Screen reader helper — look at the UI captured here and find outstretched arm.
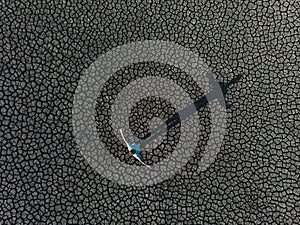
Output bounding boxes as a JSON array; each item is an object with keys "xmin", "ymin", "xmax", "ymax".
[
  {"xmin": 133, "ymin": 155, "xmax": 152, "ymax": 169},
  {"xmin": 119, "ymin": 128, "xmax": 129, "ymax": 146}
]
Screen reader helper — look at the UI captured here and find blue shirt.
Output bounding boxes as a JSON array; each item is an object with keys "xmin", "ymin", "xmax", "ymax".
[{"xmin": 128, "ymin": 143, "xmax": 141, "ymax": 158}]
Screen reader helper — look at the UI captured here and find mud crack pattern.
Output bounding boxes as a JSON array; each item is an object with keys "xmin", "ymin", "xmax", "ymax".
[{"xmin": 1, "ymin": 0, "xmax": 299, "ymax": 224}]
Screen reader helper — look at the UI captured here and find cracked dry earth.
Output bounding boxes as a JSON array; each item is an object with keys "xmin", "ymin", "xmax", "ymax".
[{"xmin": 1, "ymin": 1, "xmax": 299, "ymax": 224}]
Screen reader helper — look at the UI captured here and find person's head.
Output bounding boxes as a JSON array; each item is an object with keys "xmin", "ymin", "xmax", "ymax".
[{"xmin": 128, "ymin": 149, "xmax": 135, "ymax": 156}]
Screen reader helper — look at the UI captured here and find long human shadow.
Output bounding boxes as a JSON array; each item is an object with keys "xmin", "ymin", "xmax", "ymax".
[{"xmin": 133, "ymin": 73, "xmax": 243, "ymax": 148}]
